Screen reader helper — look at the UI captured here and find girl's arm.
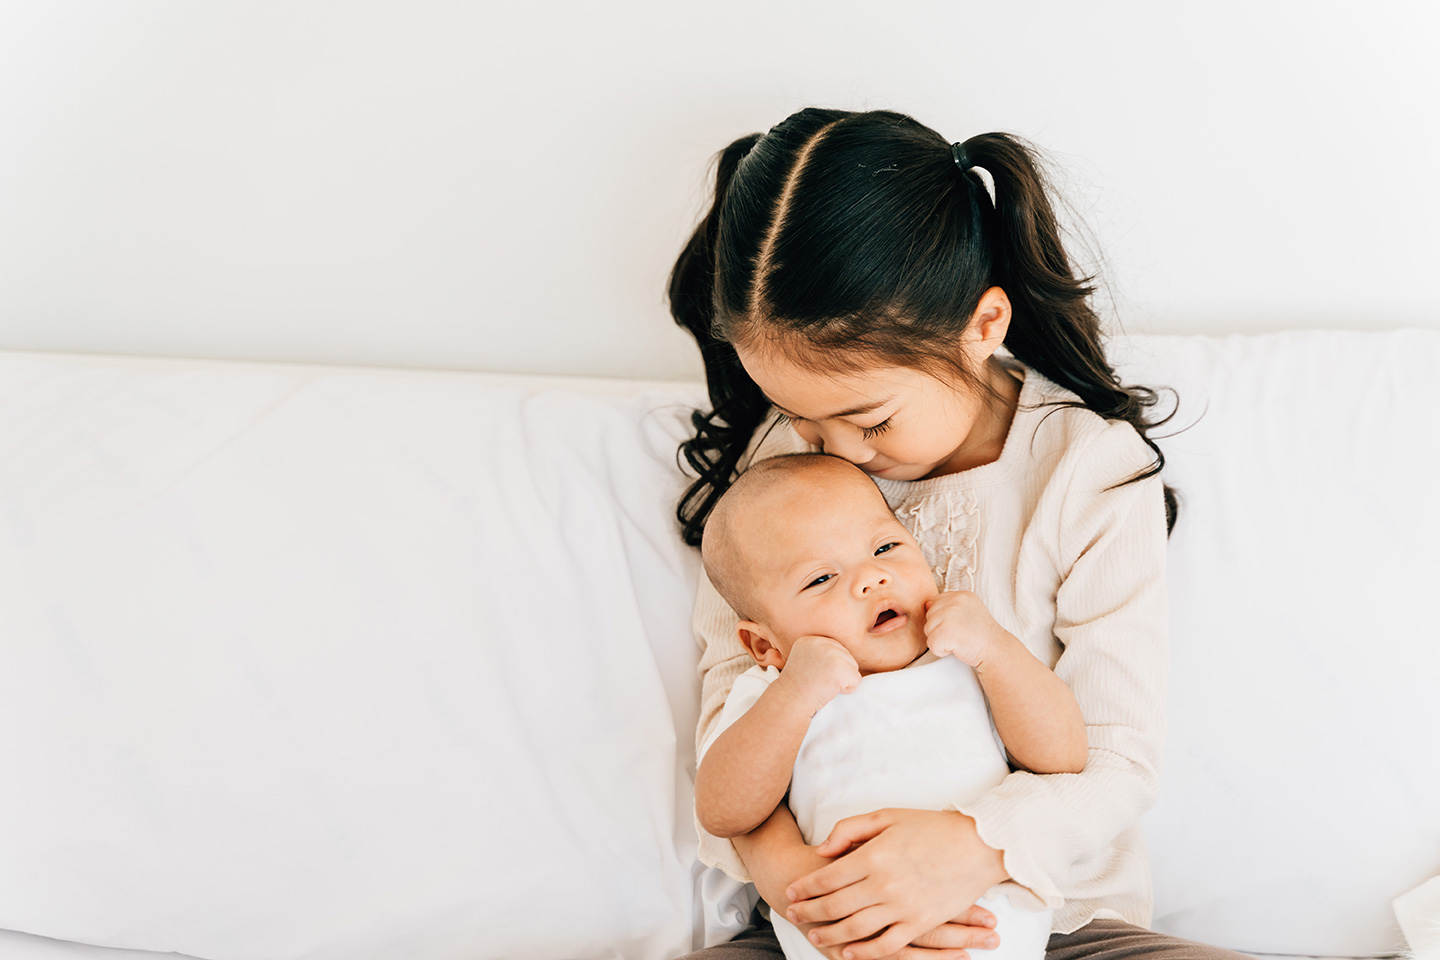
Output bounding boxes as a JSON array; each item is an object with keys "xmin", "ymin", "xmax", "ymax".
[
  {"xmin": 695, "ymin": 636, "xmax": 860, "ymax": 838},
  {"xmin": 925, "ymin": 591, "xmax": 1087, "ymax": 774},
  {"xmin": 945, "ymin": 424, "xmax": 1170, "ymax": 905},
  {"xmin": 733, "ymin": 804, "xmax": 832, "ymax": 923}
]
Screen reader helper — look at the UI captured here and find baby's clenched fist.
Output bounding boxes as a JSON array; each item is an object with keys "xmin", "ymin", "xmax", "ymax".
[
  {"xmin": 779, "ymin": 635, "xmax": 861, "ymax": 716},
  {"xmin": 923, "ymin": 590, "xmax": 1009, "ymax": 668}
]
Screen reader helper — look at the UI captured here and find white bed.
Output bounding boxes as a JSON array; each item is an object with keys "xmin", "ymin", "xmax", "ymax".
[{"xmin": 1, "ymin": 333, "xmax": 1437, "ymax": 960}]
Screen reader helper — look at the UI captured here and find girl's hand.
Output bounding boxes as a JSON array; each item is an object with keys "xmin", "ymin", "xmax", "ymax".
[
  {"xmin": 923, "ymin": 592, "xmax": 1010, "ymax": 669},
  {"xmin": 804, "ymin": 905, "xmax": 998, "ymax": 960},
  {"xmin": 737, "ymin": 805, "xmax": 986, "ymax": 960},
  {"xmin": 783, "ymin": 808, "xmax": 1008, "ymax": 960},
  {"xmin": 900, "ymin": 905, "xmax": 1001, "ymax": 960}
]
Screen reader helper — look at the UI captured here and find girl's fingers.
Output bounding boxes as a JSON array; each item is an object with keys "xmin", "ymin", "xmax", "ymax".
[
  {"xmin": 837, "ymin": 921, "xmax": 921, "ymax": 960},
  {"xmin": 948, "ymin": 905, "xmax": 996, "ymax": 929},
  {"xmin": 911, "ymin": 922, "xmax": 1000, "ymax": 951},
  {"xmin": 815, "ymin": 810, "xmax": 893, "ymax": 858},
  {"xmin": 786, "ymin": 880, "xmax": 879, "ymax": 925},
  {"xmin": 786, "ymin": 851, "xmax": 869, "ymax": 903},
  {"xmin": 894, "ymin": 950, "xmax": 969, "ymax": 960},
  {"xmin": 806, "ymin": 905, "xmax": 898, "ymax": 949}
]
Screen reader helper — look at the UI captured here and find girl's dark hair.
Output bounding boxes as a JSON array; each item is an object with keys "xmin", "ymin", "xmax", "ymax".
[{"xmin": 668, "ymin": 108, "xmax": 1177, "ymax": 547}]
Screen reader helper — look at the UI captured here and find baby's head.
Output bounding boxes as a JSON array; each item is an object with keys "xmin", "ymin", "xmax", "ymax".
[{"xmin": 702, "ymin": 454, "xmax": 938, "ymax": 675}]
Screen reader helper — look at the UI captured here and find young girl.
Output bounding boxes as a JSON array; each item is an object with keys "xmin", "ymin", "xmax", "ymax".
[{"xmin": 668, "ymin": 108, "xmax": 1246, "ymax": 960}]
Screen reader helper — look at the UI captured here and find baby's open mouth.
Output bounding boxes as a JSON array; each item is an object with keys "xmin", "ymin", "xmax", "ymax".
[{"xmin": 872, "ymin": 608, "xmax": 900, "ymax": 629}]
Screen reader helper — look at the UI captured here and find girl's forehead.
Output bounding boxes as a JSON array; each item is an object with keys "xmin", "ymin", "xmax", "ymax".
[{"xmin": 738, "ymin": 345, "xmax": 934, "ymax": 419}]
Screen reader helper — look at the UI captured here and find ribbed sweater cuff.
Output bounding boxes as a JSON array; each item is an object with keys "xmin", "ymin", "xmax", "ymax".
[{"xmin": 953, "ymin": 792, "xmax": 1064, "ymax": 911}]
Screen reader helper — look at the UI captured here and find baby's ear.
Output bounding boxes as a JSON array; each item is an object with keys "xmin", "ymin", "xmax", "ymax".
[{"xmin": 738, "ymin": 621, "xmax": 786, "ymax": 669}]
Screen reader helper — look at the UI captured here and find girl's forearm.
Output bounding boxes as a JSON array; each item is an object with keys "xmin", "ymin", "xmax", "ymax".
[
  {"xmin": 732, "ymin": 802, "xmax": 831, "ymax": 916},
  {"xmin": 975, "ymin": 636, "xmax": 1088, "ymax": 774}
]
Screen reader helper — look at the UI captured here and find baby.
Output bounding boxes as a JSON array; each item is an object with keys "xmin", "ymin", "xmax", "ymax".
[{"xmin": 694, "ymin": 453, "xmax": 1088, "ymax": 960}]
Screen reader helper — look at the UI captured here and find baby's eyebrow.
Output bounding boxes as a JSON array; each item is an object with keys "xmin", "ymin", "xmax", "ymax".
[
  {"xmin": 782, "ymin": 557, "xmax": 830, "ymax": 588},
  {"xmin": 783, "ymin": 559, "xmax": 819, "ymax": 581},
  {"xmin": 769, "ymin": 395, "xmax": 893, "ymax": 422}
]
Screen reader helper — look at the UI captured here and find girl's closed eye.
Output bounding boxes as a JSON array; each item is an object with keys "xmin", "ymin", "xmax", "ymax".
[{"xmin": 773, "ymin": 410, "xmax": 888, "ymax": 439}]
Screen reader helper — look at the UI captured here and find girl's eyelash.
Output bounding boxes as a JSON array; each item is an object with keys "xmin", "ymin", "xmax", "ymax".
[
  {"xmin": 875, "ymin": 542, "xmax": 899, "ymax": 555},
  {"xmin": 804, "ymin": 574, "xmax": 832, "ymax": 589},
  {"xmin": 861, "ymin": 418, "xmax": 892, "ymax": 440},
  {"xmin": 774, "ymin": 410, "xmax": 891, "ymax": 440}
]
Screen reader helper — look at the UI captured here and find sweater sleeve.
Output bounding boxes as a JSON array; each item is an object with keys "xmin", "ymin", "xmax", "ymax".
[
  {"xmin": 691, "ymin": 414, "xmax": 812, "ymax": 883},
  {"xmin": 692, "ymin": 566, "xmax": 759, "ymax": 881},
  {"xmin": 951, "ymin": 422, "xmax": 1169, "ymax": 909}
]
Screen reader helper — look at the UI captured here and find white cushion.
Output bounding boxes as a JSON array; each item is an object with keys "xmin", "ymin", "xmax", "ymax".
[
  {"xmin": 1116, "ymin": 331, "xmax": 1440, "ymax": 957},
  {"xmin": 2, "ymin": 332, "xmax": 1437, "ymax": 960},
  {"xmin": 0, "ymin": 353, "xmax": 710, "ymax": 960}
]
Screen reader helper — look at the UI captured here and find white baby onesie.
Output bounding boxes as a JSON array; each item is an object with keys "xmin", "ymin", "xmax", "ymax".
[{"xmin": 706, "ymin": 655, "xmax": 1053, "ymax": 960}]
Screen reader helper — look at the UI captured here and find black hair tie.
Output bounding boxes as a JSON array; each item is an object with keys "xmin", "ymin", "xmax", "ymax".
[{"xmin": 951, "ymin": 142, "xmax": 972, "ymax": 172}]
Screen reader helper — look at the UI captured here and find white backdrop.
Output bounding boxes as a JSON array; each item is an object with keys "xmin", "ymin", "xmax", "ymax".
[{"xmin": 2, "ymin": 0, "xmax": 1438, "ymax": 380}]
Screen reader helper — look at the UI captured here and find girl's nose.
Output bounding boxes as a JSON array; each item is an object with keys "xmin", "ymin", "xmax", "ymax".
[{"xmin": 820, "ymin": 427, "xmax": 869, "ymax": 464}]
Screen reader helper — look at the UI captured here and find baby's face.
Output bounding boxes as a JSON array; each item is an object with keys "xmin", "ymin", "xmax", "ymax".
[{"xmin": 736, "ymin": 464, "xmax": 937, "ymax": 675}]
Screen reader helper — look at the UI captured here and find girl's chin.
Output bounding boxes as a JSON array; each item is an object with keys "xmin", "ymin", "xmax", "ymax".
[{"xmin": 866, "ymin": 463, "xmax": 928, "ymax": 481}]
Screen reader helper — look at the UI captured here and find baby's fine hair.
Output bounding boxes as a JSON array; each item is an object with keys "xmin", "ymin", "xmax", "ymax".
[
  {"xmin": 668, "ymin": 108, "xmax": 1176, "ymax": 547},
  {"xmin": 701, "ymin": 453, "xmax": 868, "ymax": 621}
]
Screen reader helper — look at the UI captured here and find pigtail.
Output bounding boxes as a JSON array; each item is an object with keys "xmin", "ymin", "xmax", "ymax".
[
  {"xmin": 669, "ymin": 133, "xmax": 771, "ymax": 547},
  {"xmin": 961, "ymin": 133, "xmax": 1179, "ymax": 531}
]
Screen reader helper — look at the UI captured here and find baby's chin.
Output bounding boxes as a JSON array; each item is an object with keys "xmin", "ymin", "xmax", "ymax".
[{"xmin": 854, "ymin": 637, "xmax": 931, "ymax": 676}]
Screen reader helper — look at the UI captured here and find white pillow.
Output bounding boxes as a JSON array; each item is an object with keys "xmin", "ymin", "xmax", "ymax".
[
  {"xmin": 1117, "ymin": 331, "xmax": 1440, "ymax": 957},
  {"xmin": 0, "ymin": 353, "xmax": 710, "ymax": 960},
  {"xmin": 5, "ymin": 331, "xmax": 1437, "ymax": 960}
]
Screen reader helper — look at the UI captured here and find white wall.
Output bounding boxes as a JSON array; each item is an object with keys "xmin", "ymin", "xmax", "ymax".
[{"xmin": 2, "ymin": 1, "xmax": 1437, "ymax": 380}]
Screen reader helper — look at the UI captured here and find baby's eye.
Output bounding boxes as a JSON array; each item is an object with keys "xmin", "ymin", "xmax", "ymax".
[
  {"xmin": 804, "ymin": 573, "xmax": 833, "ymax": 589},
  {"xmin": 875, "ymin": 542, "xmax": 900, "ymax": 555}
]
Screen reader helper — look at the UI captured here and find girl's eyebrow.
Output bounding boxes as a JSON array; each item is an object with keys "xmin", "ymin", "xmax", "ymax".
[{"xmin": 769, "ymin": 395, "xmax": 894, "ymax": 421}]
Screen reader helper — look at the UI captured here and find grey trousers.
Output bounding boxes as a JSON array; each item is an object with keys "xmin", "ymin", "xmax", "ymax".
[{"xmin": 677, "ymin": 911, "xmax": 1253, "ymax": 960}]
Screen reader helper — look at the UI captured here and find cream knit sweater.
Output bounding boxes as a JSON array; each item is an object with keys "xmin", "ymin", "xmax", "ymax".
[{"xmin": 691, "ymin": 366, "xmax": 1170, "ymax": 935}]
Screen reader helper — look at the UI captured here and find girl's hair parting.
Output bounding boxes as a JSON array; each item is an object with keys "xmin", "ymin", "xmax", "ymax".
[{"xmin": 668, "ymin": 108, "xmax": 1177, "ymax": 547}]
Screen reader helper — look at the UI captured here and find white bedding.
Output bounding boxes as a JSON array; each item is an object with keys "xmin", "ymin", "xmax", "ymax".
[
  {"xmin": 0, "ymin": 925, "xmax": 1371, "ymax": 960},
  {"xmin": 0, "ymin": 353, "xmax": 719, "ymax": 959},
  {"xmin": 2, "ymin": 335, "xmax": 1436, "ymax": 960}
]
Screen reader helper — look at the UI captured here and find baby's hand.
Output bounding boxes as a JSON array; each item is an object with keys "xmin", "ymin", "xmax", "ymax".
[
  {"xmin": 779, "ymin": 635, "xmax": 861, "ymax": 716},
  {"xmin": 924, "ymin": 591, "xmax": 1008, "ymax": 669}
]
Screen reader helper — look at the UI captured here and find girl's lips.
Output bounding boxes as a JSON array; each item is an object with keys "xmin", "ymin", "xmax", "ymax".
[{"xmin": 869, "ymin": 609, "xmax": 909, "ymax": 635}]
